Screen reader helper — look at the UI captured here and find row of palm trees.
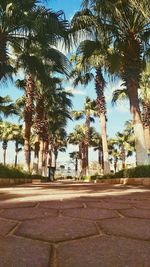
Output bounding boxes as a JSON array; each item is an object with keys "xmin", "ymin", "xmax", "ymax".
[
  {"xmin": 69, "ymin": 0, "xmax": 150, "ymax": 174},
  {"xmin": 0, "ymin": 0, "xmax": 72, "ymax": 174},
  {"xmin": 0, "ymin": 0, "xmax": 150, "ymax": 176}
]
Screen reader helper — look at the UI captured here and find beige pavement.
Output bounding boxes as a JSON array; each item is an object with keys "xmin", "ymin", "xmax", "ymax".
[{"xmin": 0, "ymin": 181, "xmax": 150, "ymax": 267}]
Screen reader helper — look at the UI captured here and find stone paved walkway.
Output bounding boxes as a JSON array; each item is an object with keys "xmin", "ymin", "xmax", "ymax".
[{"xmin": 0, "ymin": 181, "xmax": 150, "ymax": 267}]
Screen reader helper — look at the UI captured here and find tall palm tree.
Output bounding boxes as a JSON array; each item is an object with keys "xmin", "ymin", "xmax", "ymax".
[
  {"xmin": 32, "ymin": 80, "xmax": 72, "ymax": 175},
  {"xmin": 112, "ymin": 67, "xmax": 150, "ymax": 158},
  {"xmin": 9, "ymin": 1, "xmax": 71, "ymax": 171},
  {"xmin": 78, "ymin": 0, "xmax": 150, "ymax": 165},
  {"xmin": 71, "ymin": 43, "xmax": 111, "ymax": 174}
]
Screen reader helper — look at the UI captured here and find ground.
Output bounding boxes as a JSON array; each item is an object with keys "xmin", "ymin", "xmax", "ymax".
[{"xmin": 0, "ymin": 181, "xmax": 150, "ymax": 267}]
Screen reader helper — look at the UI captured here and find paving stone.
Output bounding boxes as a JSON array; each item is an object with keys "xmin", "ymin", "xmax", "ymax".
[
  {"xmin": 0, "ymin": 218, "xmax": 17, "ymax": 236},
  {"xmin": 0, "ymin": 236, "xmax": 51, "ymax": 267},
  {"xmin": 98, "ymin": 217, "xmax": 150, "ymax": 240},
  {"xmin": 85, "ymin": 201, "xmax": 132, "ymax": 209},
  {"xmin": 62, "ymin": 208, "xmax": 118, "ymax": 220},
  {"xmin": 16, "ymin": 216, "xmax": 98, "ymax": 242},
  {"xmin": 57, "ymin": 235, "xmax": 150, "ymax": 267},
  {"xmin": 38, "ymin": 200, "xmax": 84, "ymax": 209},
  {"xmin": 0, "ymin": 202, "xmax": 37, "ymax": 209},
  {"xmin": 133, "ymin": 201, "xmax": 150, "ymax": 209},
  {"xmin": 119, "ymin": 208, "xmax": 150, "ymax": 219},
  {"xmin": 0, "ymin": 207, "xmax": 58, "ymax": 221}
]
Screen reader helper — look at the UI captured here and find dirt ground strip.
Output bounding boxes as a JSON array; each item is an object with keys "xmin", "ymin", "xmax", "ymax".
[{"xmin": 0, "ymin": 181, "xmax": 150, "ymax": 267}]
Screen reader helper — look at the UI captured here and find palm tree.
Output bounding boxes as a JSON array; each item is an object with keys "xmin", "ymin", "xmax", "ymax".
[
  {"xmin": 69, "ymin": 151, "xmax": 80, "ymax": 174},
  {"xmin": 0, "ymin": 96, "xmax": 17, "ymax": 119},
  {"xmin": 0, "ymin": 1, "xmax": 49, "ymax": 81},
  {"xmin": 0, "ymin": 121, "xmax": 23, "ymax": 165},
  {"xmin": 108, "ymin": 120, "xmax": 135, "ymax": 170},
  {"xmin": 90, "ymin": 130, "xmax": 103, "ymax": 170},
  {"xmin": 53, "ymin": 128, "xmax": 67, "ymax": 170},
  {"xmin": 78, "ymin": 0, "xmax": 150, "ymax": 165},
  {"xmin": 71, "ymin": 43, "xmax": 110, "ymax": 174},
  {"xmin": 115, "ymin": 132, "xmax": 135, "ymax": 169},
  {"xmin": 68, "ymin": 125, "xmax": 86, "ymax": 176},
  {"xmin": 33, "ymin": 80, "xmax": 72, "ymax": 175},
  {"xmin": 68, "ymin": 124, "xmax": 98, "ymax": 176},
  {"xmin": 140, "ymin": 68, "xmax": 150, "ymax": 157},
  {"xmin": 12, "ymin": 4, "xmax": 71, "ymax": 171},
  {"xmin": 108, "ymin": 139, "xmax": 120, "ymax": 173},
  {"xmin": 112, "ymin": 67, "xmax": 150, "ymax": 159},
  {"xmin": 72, "ymin": 97, "xmax": 96, "ymax": 175}
]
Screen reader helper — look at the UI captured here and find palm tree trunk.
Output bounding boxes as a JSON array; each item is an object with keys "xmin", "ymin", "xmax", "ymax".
[
  {"xmin": 24, "ymin": 74, "xmax": 35, "ymax": 171},
  {"xmin": 98, "ymin": 149, "xmax": 103, "ymax": 169},
  {"xmin": 15, "ymin": 141, "xmax": 19, "ymax": 167},
  {"xmin": 121, "ymin": 145, "xmax": 126, "ymax": 169},
  {"xmin": 95, "ymin": 68, "xmax": 110, "ymax": 174},
  {"xmin": 3, "ymin": 149, "xmax": 6, "ymax": 165},
  {"xmin": 48, "ymin": 142, "xmax": 53, "ymax": 167},
  {"xmin": 127, "ymin": 79, "xmax": 149, "ymax": 165},
  {"xmin": 42, "ymin": 141, "xmax": 48, "ymax": 177},
  {"xmin": 32, "ymin": 135, "xmax": 40, "ymax": 174},
  {"xmin": 144, "ymin": 127, "xmax": 150, "ymax": 156},
  {"xmin": 0, "ymin": 33, "xmax": 7, "ymax": 80},
  {"xmin": 54, "ymin": 148, "xmax": 58, "ymax": 169},
  {"xmin": 75, "ymin": 157, "xmax": 78, "ymax": 173},
  {"xmin": 79, "ymin": 142, "xmax": 86, "ymax": 177},
  {"xmin": 100, "ymin": 113, "xmax": 110, "ymax": 174},
  {"xmin": 39, "ymin": 140, "xmax": 44, "ymax": 175},
  {"xmin": 84, "ymin": 113, "xmax": 90, "ymax": 175}
]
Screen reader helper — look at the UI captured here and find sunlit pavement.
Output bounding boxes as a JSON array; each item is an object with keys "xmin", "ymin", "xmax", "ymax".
[{"xmin": 0, "ymin": 181, "xmax": 150, "ymax": 267}]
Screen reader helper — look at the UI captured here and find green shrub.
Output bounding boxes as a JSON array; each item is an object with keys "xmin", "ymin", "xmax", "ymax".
[
  {"xmin": 90, "ymin": 175, "xmax": 102, "ymax": 180},
  {"xmin": 81, "ymin": 175, "xmax": 91, "ymax": 181},
  {"xmin": 114, "ymin": 170, "xmax": 124, "ymax": 178},
  {"xmin": 0, "ymin": 164, "xmax": 43, "ymax": 179},
  {"xmin": 123, "ymin": 165, "xmax": 150, "ymax": 178},
  {"xmin": 92, "ymin": 165, "xmax": 150, "ymax": 180}
]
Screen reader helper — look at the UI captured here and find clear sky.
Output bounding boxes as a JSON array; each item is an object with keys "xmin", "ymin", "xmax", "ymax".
[{"xmin": 0, "ymin": 0, "xmax": 132, "ymax": 167}]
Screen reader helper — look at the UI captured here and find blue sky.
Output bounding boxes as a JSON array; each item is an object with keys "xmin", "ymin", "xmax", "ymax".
[{"xmin": 0, "ymin": 0, "xmax": 132, "ymax": 166}]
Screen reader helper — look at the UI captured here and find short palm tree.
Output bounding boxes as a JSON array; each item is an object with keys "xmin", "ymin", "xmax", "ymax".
[
  {"xmin": 69, "ymin": 151, "xmax": 80, "ymax": 174},
  {"xmin": 72, "ymin": 97, "xmax": 96, "ymax": 175},
  {"xmin": 0, "ymin": 121, "xmax": 23, "ymax": 165},
  {"xmin": 90, "ymin": 130, "xmax": 103, "ymax": 170}
]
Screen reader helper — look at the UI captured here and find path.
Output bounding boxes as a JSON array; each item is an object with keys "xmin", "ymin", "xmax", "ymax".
[{"xmin": 0, "ymin": 181, "xmax": 150, "ymax": 267}]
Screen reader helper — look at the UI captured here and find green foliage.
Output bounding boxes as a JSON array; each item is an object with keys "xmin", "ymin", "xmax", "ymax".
[
  {"xmin": 122, "ymin": 165, "xmax": 150, "ymax": 178},
  {"xmin": 90, "ymin": 165, "xmax": 150, "ymax": 179},
  {"xmin": 90, "ymin": 174, "xmax": 102, "ymax": 180},
  {"xmin": 0, "ymin": 164, "xmax": 43, "ymax": 179},
  {"xmin": 81, "ymin": 175, "xmax": 91, "ymax": 181}
]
